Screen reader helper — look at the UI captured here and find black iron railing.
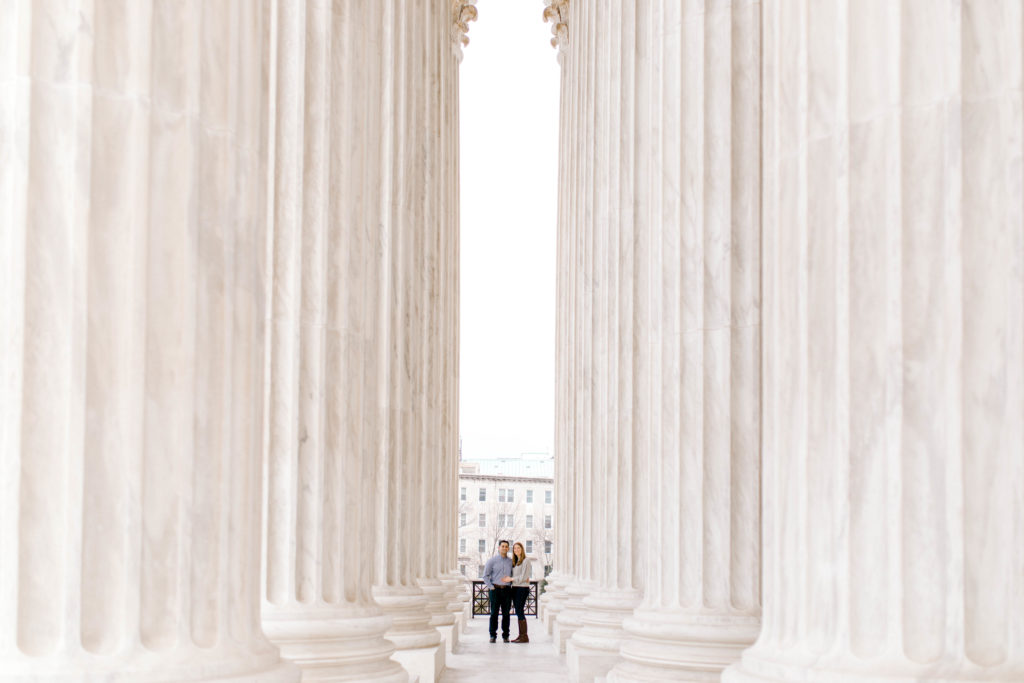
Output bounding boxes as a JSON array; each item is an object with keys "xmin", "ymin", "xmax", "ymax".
[{"xmin": 470, "ymin": 580, "xmax": 539, "ymax": 619}]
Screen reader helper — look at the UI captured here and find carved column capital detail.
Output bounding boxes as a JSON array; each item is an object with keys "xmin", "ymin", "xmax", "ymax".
[
  {"xmin": 451, "ymin": 0, "xmax": 478, "ymax": 60},
  {"xmin": 543, "ymin": 0, "xmax": 569, "ymax": 52}
]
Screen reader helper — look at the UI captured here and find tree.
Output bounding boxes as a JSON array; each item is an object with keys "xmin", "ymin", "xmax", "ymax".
[
  {"xmin": 475, "ymin": 498, "xmax": 527, "ymax": 573},
  {"xmin": 532, "ymin": 523, "xmax": 554, "ymax": 575}
]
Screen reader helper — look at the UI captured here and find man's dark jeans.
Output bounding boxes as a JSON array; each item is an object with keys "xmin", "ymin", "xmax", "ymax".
[{"xmin": 489, "ymin": 586, "xmax": 512, "ymax": 638}]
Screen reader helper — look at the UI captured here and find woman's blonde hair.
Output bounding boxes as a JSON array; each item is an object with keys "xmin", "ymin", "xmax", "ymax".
[{"xmin": 512, "ymin": 542, "xmax": 526, "ymax": 567}]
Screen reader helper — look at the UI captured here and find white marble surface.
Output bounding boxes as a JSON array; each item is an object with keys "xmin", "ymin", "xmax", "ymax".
[
  {"xmin": 261, "ymin": 2, "xmax": 462, "ymax": 682},
  {"xmin": 559, "ymin": 3, "xmax": 645, "ymax": 680},
  {"xmin": 260, "ymin": 2, "xmax": 408, "ymax": 681},
  {"xmin": 724, "ymin": 1, "xmax": 1024, "ymax": 681},
  {"xmin": 0, "ymin": 1, "xmax": 296, "ymax": 680},
  {"xmin": 440, "ymin": 612, "xmax": 568, "ymax": 682},
  {"xmin": 6, "ymin": 1, "xmax": 1022, "ymax": 682},
  {"xmin": 552, "ymin": 1, "xmax": 763, "ymax": 680}
]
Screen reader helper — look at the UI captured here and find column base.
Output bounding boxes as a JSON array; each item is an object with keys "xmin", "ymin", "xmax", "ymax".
[
  {"xmin": 440, "ymin": 571, "xmax": 466, "ymax": 644},
  {"xmin": 373, "ymin": 584, "xmax": 444, "ymax": 683},
  {"xmin": 606, "ymin": 609, "xmax": 759, "ymax": 682},
  {"xmin": 722, "ymin": 649, "xmax": 1024, "ymax": 683},
  {"xmin": 566, "ymin": 587, "xmax": 641, "ymax": 681},
  {"xmin": 553, "ymin": 582, "xmax": 588, "ymax": 656},
  {"xmin": 263, "ymin": 610, "xmax": 407, "ymax": 682},
  {"xmin": 553, "ymin": 617, "xmax": 581, "ymax": 656},
  {"xmin": 541, "ymin": 572, "xmax": 571, "ymax": 635},
  {"xmin": 390, "ymin": 644, "xmax": 445, "ymax": 683},
  {"xmin": 0, "ymin": 651, "xmax": 300, "ymax": 683},
  {"xmin": 207, "ymin": 660, "xmax": 302, "ymax": 683},
  {"xmin": 567, "ymin": 639, "xmax": 623, "ymax": 682},
  {"xmin": 435, "ymin": 621, "xmax": 458, "ymax": 654}
]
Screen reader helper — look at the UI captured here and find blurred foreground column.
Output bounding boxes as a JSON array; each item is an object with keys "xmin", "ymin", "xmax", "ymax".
[
  {"xmin": 724, "ymin": 1, "xmax": 1024, "ymax": 680},
  {"xmin": 0, "ymin": 2, "xmax": 296, "ymax": 681}
]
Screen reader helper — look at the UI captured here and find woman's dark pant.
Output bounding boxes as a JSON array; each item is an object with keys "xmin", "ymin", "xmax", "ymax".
[
  {"xmin": 512, "ymin": 586, "xmax": 529, "ymax": 620},
  {"xmin": 489, "ymin": 587, "xmax": 512, "ymax": 637}
]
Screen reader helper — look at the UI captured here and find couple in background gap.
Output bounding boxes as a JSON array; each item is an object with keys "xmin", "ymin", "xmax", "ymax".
[{"xmin": 481, "ymin": 539, "xmax": 532, "ymax": 643}]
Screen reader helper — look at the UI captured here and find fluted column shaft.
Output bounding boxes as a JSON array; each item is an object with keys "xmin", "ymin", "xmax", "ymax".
[
  {"xmin": 412, "ymin": 0, "xmax": 458, "ymax": 651},
  {"xmin": 570, "ymin": 0, "xmax": 762, "ymax": 680},
  {"xmin": 563, "ymin": 2, "xmax": 645, "ymax": 680},
  {"xmin": 439, "ymin": 0, "xmax": 467, "ymax": 635},
  {"xmin": 369, "ymin": 2, "xmax": 457, "ymax": 681},
  {"xmin": 552, "ymin": 0, "xmax": 593, "ymax": 657},
  {"xmin": 0, "ymin": 2, "xmax": 295, "ymax": 681},
  {"xmin": 261, "ymin": 2, "xmax": 407, "ymax": 681},
  {"xmin": 725, "ymin": 2, "xmax": 1024, "ymax": 681},
  {"xmin": 543, "ymin": 0, "xmax": 575, "ymax": 635}
]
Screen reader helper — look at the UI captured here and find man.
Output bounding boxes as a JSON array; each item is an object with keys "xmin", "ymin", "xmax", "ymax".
[{"xmin": 481, "ymin": 539, "xmax": 514, "ymax": 643}]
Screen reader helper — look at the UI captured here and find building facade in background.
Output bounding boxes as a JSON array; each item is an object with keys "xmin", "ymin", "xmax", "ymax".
[{"xmin": 457, "ymin": 457, "xmax": 554, "ymax": 584}]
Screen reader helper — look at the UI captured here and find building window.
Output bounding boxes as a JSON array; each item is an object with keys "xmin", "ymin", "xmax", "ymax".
[
  {"xmin": 479, "ymin": 488, "xmax": 486, "ymax": 502},
  {"xmin": 545, "ymin": 541, "xmax": 552, "ymax": 554},
  {"xmin": 497, "ymin": 513, "xmax": 504, "ymax": 527},
  {"xmin": 507, "ymin": 488, "xmax": 514, "ymax": 503},
  {"xmin": 526, "ymin": 540, "xmax": 533, "ymax": 553},
  {"xmin": 498, "ymin": 488, "xmax": 505, "ymax": 502},
  {"xmin": 526, "ymin": 515, "xmax": 533, "ymax": 528},
  {"xmin": 526, "ymin": 489, "xmax": 533, "ymax": 503},
  {"xmin": 478, "ymin": 540, "xmax": 486, "ymax": 553},
  {"xmin": 460, "ymin": 565, "xmax": 466, "ymax": 575},
  {"xmin": 478, "ymin": 564, "xmax": 485, "ymax": 576},
  {"xmin": 460, "ymin": 538, "xmax": 466, "ymax": 553},
  {"xmin": 460, "ymin": 487, "xmax": 466, "ymax": 501},
  {"xmin": 479, "ymin": 513, "xmax": 486, "ymax": 527},
  {"xmin": 545, "ymin": 490, "xmax": 552, "ymax": 504},
  {"xmin": 544, "ymin": 515, "xmax": 552, "ymax": 529},
  {"xmin": 460, "ymin": 512, "xmax": 467, "ymax": 527}
]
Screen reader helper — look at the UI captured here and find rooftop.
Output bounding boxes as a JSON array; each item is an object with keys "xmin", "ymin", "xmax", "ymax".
[{"xmin": 459, "ymin": 456, "xmax": 554, "ymax": 480}]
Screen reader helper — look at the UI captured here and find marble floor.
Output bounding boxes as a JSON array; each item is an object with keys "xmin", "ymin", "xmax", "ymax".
[{"xmin": 439, "ymin": 613, "xmax": 570, "ymax": 682}]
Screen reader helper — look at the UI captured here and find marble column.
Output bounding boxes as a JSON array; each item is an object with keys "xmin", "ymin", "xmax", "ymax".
[
  {"xmin": 564, "ymin": 1, "xmax": 645, "ymax": 680},
  {"xmin": 412, "ymin": 0, "xmax": 460, "ymax": 658},
  {"xmin": 0, "ymin": 2, "xmax": 296, "ymax": 681},
  {"xmin": 440, "ymin": 1, "xmax": 471, "ymax": 644},
  {"xmin": 260, "ymin": 2, "xmax": 407, "ymax": 681},
  {"xmin": 369, "ymin": 2, "xmax": 456, "ymax": 682},
  {"xmin": 541, "ymin": 0, "xmax": 574, "ymax": 638},
  {"xmin": 724, "ymin": 1, "xmax": 1024, "ymax": 681},
  {"xmin": 552, "ymin": 0, "xmax": 762, "ymax": 679},
  {"xmin": 550, "ymin": 0, "xmax": 596, "ymax": 659},
  {"xmin": 596, "ymin": 1, "xmax": 762, "ymax": 681}
]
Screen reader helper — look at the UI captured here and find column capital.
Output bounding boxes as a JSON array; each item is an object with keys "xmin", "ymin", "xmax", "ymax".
[
  {"xmin": 542, "ymin": 0, "xmax": 569, "ymax": 52},
  {"xmin": 451, "ymin": 0, "xmax": 478, "ymax": 60}
]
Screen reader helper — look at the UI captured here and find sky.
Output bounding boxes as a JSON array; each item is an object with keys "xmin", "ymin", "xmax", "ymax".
[{"xmin": 459, "ymin": 1, "xmax": 560, "ymax": 461}]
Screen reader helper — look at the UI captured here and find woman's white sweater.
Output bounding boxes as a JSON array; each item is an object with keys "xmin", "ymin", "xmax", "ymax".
[{"xmin": 511, "ymin": 557, "xmax": 532, "ymax": 586}]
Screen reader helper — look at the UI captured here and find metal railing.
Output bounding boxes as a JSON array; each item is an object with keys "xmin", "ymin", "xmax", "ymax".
[{"xmin": 470, "ymin": 580, "xmax": 540, "ymax": 618}]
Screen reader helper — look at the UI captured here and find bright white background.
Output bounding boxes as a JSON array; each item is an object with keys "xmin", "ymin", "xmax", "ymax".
[{"xmin": 459, "ymin": 1, "xmax": 560, "ymax": 460}]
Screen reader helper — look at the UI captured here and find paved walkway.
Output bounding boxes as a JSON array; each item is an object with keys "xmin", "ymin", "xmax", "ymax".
[{"xmin": 440, "ymin": 613, "xmax": 570, "ymax": 682}]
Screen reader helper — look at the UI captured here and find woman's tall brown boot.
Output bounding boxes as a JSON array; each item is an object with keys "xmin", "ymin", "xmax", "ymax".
[{"xmin": 512, "ymin": 619, "xmax": 529, "ymax": 643}]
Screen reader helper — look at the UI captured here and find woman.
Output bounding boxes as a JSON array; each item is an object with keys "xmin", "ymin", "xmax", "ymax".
[{"xmin": 507, "ymin": 541, "xmax": 531, "ymax": 643}]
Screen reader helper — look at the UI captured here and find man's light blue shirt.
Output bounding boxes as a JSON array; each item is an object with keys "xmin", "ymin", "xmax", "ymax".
[{"xmin": 481, "ymin": 554, "xmax": 513, "ymax": 590}]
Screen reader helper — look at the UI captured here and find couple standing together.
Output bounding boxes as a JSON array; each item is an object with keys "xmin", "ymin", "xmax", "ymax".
[{"xmin": 481, "ymin": 540, "xmax": 532, "ymax": 643}]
